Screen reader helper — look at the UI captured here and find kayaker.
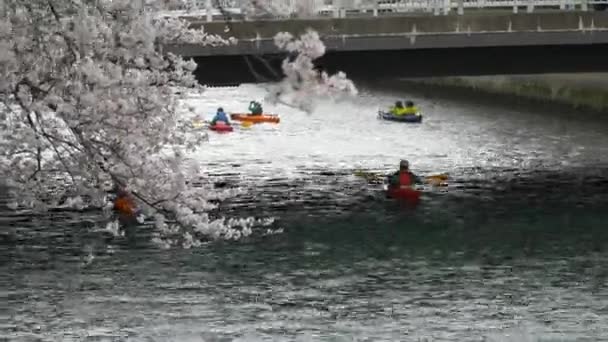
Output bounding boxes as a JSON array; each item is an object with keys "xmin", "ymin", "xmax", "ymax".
[
  {"xmin": 403, "ymin": 101, "xmax": 419, "ymax": 115},
  {"xmin": 248, "ymin": 101, "xmax": 263, "ymax": 116},
  {"xmin": 389, "ymin": 101, "xmax": 406, "ymax": 115},
  {"xmin": 211, "ymin": 107, "xmax": 230, "ymax": 125},
  {"xmin": 388, "ymin": 160, "xmax": 422, "ymax": 188},
  {"xmin": 114, "ymin": 189, "xmax": 140, "ymax": 218}
]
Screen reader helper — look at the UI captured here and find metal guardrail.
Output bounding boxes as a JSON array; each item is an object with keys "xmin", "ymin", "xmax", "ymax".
[{"xmin": 157, "ymin": 0, "xmax": 608, "ymax": 21}]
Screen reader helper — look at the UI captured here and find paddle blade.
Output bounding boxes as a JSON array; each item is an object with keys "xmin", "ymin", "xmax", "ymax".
[
  {"xmin": 192, "ymin": 120, "xmax": 206, "ymax": 129},
  {"xmin": 425, "ymin": 174, "xmax": 448, "ymax": 186},
  {"xmin": 353, "ymin": 170, "xmax": 369, "ymax": 177},
  {"xmin": 354, "ymin": 170, "xmax": 385, "ymax": 183}
]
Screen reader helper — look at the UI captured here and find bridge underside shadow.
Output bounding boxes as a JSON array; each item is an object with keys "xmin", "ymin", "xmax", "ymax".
[{"xmin": 192, "ymin": 44, "xmax": 608, "ymax": 86}]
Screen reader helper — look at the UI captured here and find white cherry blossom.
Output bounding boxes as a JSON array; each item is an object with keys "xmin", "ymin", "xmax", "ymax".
[{"xmin": 0, "ymin": 0, "xmax": 356, "ymax": 248}]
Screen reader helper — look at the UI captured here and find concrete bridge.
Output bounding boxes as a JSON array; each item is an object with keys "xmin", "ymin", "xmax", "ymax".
[{"xmin": 163, "ymin": 10, "xmax": 608, "ymax": 84}]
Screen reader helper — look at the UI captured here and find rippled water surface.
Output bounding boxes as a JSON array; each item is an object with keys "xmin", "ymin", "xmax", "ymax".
[{"xmin": 3, "ymin": 83, "xmax": 608, "ymax": 341}]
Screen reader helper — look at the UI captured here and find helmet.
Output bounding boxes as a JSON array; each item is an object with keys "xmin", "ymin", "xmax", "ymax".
[
  {"xmin": 406, "ymin": 101, "xmax": 414, "ymax": 107},
  {"xmin": 217, "ymin": 107, "xmax": 223, "ymax": 112},
  {"xmin": 396, "ymin": 101, "xmax": 403, "ymax": 107},
  {"xmin": 400, "ymin": 159, "xmax": 409, "ymax": 169},
  {"xmin": 115, "ymin": 187, "xmax": 130, "ymax": 198}
]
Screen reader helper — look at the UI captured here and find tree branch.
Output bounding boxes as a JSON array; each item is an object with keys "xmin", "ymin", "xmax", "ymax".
[
  {"xmin": 47, "ymin": 0, "xmax": 61, "ymax": 22},
  {"xmin": 34, "ymin": 110, "xmax": 77, "ymax": 183}
]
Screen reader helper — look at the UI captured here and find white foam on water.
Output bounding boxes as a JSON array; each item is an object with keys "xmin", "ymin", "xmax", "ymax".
[{"xmin": 180, "ymin": 83, "xmax": 608, "ymax": 187}]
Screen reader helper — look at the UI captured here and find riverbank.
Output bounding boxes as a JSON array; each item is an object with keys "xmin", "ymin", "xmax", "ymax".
[{"xmin": 401, "ymin": 73, "xmax": 608, "ymax": 113}]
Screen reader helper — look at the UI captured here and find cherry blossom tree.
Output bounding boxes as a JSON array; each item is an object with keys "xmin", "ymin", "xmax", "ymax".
[{"xmin": 0, "ymin": 0, "xmax": 356, "ymax": 248}]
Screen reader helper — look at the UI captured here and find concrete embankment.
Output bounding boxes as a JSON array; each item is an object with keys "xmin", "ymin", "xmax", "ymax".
[{"xmin": 403, "ymin": 73, "xmax": 608, "ymax": 112}]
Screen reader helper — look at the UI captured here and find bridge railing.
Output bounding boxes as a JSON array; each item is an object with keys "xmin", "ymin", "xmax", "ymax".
[
  {"xmin": 155, "ymin": 0, "xmax": 608, "ymax": 21},
  {"xmin": 332, "ymin": 0, "xmax": 608, "ymax": 16}
]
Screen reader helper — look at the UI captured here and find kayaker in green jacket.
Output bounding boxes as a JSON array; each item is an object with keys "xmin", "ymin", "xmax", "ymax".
[{"xmin": 248, "ymin": 100, "xmax": 263, "ymax": 115}]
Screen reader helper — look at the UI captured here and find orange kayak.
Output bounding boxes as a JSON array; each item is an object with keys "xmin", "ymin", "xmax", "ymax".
[{"xmin": 230, "ymin": 113, "xmax": 280, "ymax": 123}]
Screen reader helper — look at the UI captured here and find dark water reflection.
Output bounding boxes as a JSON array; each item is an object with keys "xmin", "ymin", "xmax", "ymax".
[{"xmin": 3, "ymin": 167, "xmax": 608, "ymax": 341}]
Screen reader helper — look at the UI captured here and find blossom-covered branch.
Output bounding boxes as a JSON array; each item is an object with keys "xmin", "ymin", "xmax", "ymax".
[
  {"xmin": 266, "ymin": 29, "xmax": 358, "ymax": 111},
  {"xmin": 206, "ymin": 1, "xmax": 358, "ymax": 110},
  {"xmin": 0, "ymin": 0, "xmax": 253, "ymax": 247},
  {"xmin": 0, "ymin": 0, "xmax": 357, "ymax": 248}
]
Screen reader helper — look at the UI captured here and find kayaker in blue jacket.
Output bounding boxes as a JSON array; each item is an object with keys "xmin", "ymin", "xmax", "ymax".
[{"xmin": 211, "ymin": 107, "xmax": 230, "ymax": 125}]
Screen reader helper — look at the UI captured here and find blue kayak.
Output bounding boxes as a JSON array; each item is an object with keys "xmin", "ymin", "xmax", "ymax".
[{"xmin": 378, "ymin": 111, "xmax": 422, "ymax": 123}]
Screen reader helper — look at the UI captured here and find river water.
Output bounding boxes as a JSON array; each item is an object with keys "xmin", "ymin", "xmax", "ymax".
[{"xmin": 3, "ymin": 83, "xmax": 608, "ymax": 341}]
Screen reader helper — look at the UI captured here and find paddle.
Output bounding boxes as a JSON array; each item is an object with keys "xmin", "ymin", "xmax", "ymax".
[{"xmin": 354, "ymin": 170, "xmax": 448, "ymax": 186}]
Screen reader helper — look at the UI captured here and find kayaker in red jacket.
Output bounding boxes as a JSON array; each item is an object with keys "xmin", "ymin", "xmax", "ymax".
[
  {"xmin": 388, "ymin": 160, "xmax": 422, "ymax": 188},
  {"xmin": 113, "ymin": 188, "xmax": 142, "ymax": 224}
]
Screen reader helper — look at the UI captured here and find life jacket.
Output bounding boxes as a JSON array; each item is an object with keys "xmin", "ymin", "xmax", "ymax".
[
  {"xmin": 404, "ymin": 106, "xmax": 418, "ymax": 114},
  {"xmin": 114, "ymin": 195, "xmax": 137, "ymax": 216},
  {"xmin": 402, "ymin": 108, "xmax": 410, "ymax": 115},
  {"xmin": 399, "ymin": 171, "xmax": 413, "ymax": 188},
  {"xmin": 215, "ymin": 111, "xmax": 228, "ymax": 122}
]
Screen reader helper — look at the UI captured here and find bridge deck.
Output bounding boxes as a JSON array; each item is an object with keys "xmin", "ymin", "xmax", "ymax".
[{"xmin": 166, "ymin": 11, "xmax": 608, "ymax": 56}]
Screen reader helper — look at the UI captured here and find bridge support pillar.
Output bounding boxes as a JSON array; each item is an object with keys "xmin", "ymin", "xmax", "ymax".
[
  {"xmin": 206, "ymin": 0, "xmax": 212, "ymax": 22},
  {"xmin": 513, "ymin": 0, "xmax": 519, "ymax": 13},
  {"xmin": 581, "ymin": 0, "xmax": 589, "ymax": 11},
  {"xmin": 527, "ymin": 1, "xmax": 534, "ymax": 12},
  {"xmin": 457, "ymin": 0, "xmax": 464, "ymax": 15}
]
